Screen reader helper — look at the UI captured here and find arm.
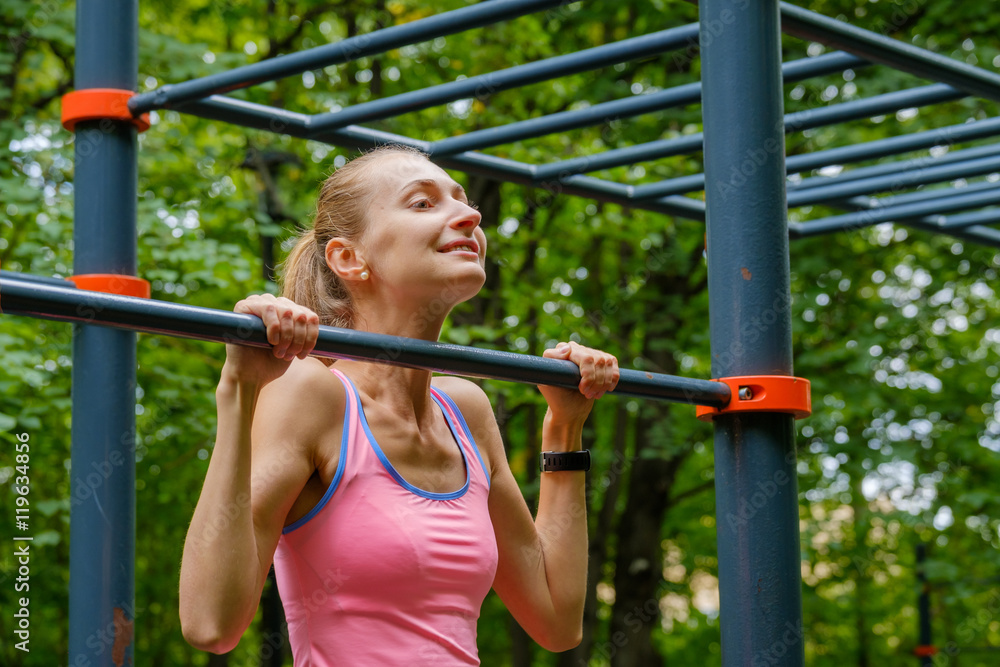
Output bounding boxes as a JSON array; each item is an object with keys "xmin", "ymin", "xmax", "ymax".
[
  {"xmin": 179, "ymin": 295, "xmax": 327, "ymax": 653},
  {"xmin": 442, "ymin": 342, "xmax": 618, "ymax": 651}
]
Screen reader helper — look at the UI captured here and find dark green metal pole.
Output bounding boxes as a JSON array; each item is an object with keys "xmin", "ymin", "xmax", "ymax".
[
  {"xmin": 699, "ymin": 0, "xmax": 804, "ymax": 665},
  {"xmin": 69, "ymin": 0, "xmax": 138, "ymax": 663}
]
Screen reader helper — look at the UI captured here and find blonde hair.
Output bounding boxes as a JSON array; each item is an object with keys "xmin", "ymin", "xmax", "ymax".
[{"xmin": 279, "ymin": 144, "xmax": 428, "ymax": 329}]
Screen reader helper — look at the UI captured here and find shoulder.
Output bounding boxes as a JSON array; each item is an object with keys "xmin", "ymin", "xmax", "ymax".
[
  {"xmin": 255, "ymin": 357, "xmax": 346, "ymax": 445},
  {"xmin": 431, "ymin": 376, "xmax": 502, "ymax": 473},
  {"xmin": 431, "ymin": 375, "xmax": 493, "ymax": 417}
]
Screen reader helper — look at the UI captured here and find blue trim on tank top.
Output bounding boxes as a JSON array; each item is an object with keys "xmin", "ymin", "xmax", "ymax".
[
  {"xmin": 281, "ymin": 371, "xmax": 351, "ymax": 535},
  {"xmin": 345, "ymin": 373, "xmax": 471, "ymax": 501},
  {"xmin": 430, "ymin": 387, "xmax": 491, "ymax": 490}
]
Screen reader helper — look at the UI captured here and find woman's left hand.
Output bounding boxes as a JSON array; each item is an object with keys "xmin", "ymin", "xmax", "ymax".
[{"xmin": 537, "ymin": 341, "xmax": 620, "ymax": 426}]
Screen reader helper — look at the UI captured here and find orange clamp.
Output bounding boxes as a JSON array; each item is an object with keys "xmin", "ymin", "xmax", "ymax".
[
  {"xmin": 61, "ymin": 89, "xmax": 150, "ymax": 133},
  {"xmin": 69, "ymin": 274, "xmax": 151, "ymax": 299},
  {"xmin": 913, "ymin": 646, "xmax": 938, "ymax": 657},
  {"xmin": 696, "ymin": 375, "xmax": 811, "ymax": 422}
]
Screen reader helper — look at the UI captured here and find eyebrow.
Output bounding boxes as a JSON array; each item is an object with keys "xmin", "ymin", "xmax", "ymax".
[{"xmin": 400, "ymin": 178, "xmax": 469, "ymax": 203}]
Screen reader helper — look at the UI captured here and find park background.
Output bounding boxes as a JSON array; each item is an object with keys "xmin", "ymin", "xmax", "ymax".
[{"xmin": 1, "ymin": 0, "xmax": 999, "ymax": 664}]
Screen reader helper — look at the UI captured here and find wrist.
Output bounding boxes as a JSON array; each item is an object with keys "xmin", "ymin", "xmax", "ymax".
[
  {"xmin": 542, "ymin": 410, "xmax": 584, "ymax": 452},
  {"xmin": 217, "ymin": 368, "xmax": 262, "ymax": 401}
]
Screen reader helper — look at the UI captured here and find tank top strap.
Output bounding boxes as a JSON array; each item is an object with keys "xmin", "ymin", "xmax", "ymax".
[
  {"xmin": 430, "ymin": 386, "xmax": 492, "ymax": 491},
  {"xmin": 327, "ymin": 365, "xmax": 380, "ymax": 475}
]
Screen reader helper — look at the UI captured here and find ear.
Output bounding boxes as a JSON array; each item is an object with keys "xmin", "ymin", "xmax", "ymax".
[{"xmin": 325, "ymin": 237, "xmax": 368, "ymax": 282}]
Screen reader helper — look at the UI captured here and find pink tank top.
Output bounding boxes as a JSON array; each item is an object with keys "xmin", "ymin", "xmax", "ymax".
[{"xmin": 273, "ymin": 367, "xmax": 499, "ymax": 666}]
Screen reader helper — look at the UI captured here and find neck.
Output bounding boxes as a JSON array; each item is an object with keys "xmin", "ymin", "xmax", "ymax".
[{"xmin": 335, "ymin": 294, "xmax": 452, "ymax": 421}]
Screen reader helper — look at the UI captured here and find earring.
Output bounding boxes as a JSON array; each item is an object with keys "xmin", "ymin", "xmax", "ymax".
[{"xmin": 360, "ymin": 270, "xmax": 369, "ymax": 280}]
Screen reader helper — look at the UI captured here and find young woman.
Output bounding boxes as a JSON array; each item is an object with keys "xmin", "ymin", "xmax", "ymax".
[{"xmin": 179, "ymin": 145, "xmax": 619, "ymax": 664}]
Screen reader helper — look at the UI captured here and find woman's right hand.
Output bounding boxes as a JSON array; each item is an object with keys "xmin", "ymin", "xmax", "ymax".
[{"xmin": 220, "ymin": 293, "xmax": 320, "ymax": 388}]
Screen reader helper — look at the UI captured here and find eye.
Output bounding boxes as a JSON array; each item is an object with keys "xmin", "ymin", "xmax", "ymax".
[{"xmin": 411, "ymin": 198, "xmax": 432, "ymax": 209}]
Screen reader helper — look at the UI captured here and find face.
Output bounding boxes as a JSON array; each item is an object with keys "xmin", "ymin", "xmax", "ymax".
[{"xmin": 357, "ymin": 154, "xmax": 488, "ymax": 306}]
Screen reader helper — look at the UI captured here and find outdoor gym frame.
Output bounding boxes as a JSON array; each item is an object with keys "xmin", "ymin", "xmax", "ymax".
[{"xmin": 3, "ymin": 0, "xmax": 1000, "ymax": 664}]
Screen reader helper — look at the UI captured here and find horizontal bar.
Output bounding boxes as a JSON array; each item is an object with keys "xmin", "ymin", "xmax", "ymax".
[
  {"xmin": 791, "ymin": 186, "xmax": 1000, "ymax": 237},
  {"xmin": 790, "ymin": 142, "xmax": 1000, "ymax": 192},
  {"xmin": 308, "ymin": 23, "xmax": 703, "ymax": 134},
  {"xmin": 177, "ymin": 96, "xmax": 708, "ymax": 221},
  {"xmin": 129, "ymin": 0, "xmax": 565, "ymax": 114},
  {"xmin": 787, "ymin": 153, "xmax": 1000, "ymax": 207},
  {"xmin": 0, "ymin": 269, "xmax": 73, "ymax": 287},
  {"xmin": 431, "ymin": 81, "xmax": 704, "ymax": 159},
  {"xmin": 636, "ymin": 115, "xmax": 1000, "ymax": 199},
  {"xmin": 938, "ymin": 207, "xmax": 1000, "ymax": 230},
  {"xmin": 540, "ymin": 82, "xmax": 965, "ymax": 182},
  {"xmin": 0, "ymin": 275, "xmax": 731, "ymax": 406},
  {"xmin": 840, "ymin": 179, "xmax": 1000, "ymax": 210},
  {"xmin": 780, "ymin": 2, "xmax": 1000, "ymax": 102},
  {"xmin": 431, "ymin": 50, "xmax": 866, "ymax": 160}
]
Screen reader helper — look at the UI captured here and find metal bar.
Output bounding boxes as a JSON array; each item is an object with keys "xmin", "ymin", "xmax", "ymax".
[
  {"xmin": 176, "ymin": 96, "xmax": 709, "ymax": 221},
  {"xmin": 307, "ymin": 23, "xmax": 703, "ymax": 134},
  {"xmin": 539, "ymin": 82, "xmax": 965, "ymax": 182},
  {"xmin": 129, "ymin": 0, "xmax": 566, "ymax": 114},
  {"xmin": 431, "ymin": 81, "xmax": 705, "ymax": 159},
  {"xmin": 699, "ymin": 2, "xmax": 803, "ymax": 666},
  {"xmin": 787, "ymin": 154, "xmax": 1000, "ymax": 207},
  {"xmin": 0, "ymin": 276, "xmax": 731, "ymax": 407},
  {"xmin": 790, "ymin": 142, "xmax": 1000, "ymax": 192},
  {"xmin": 809, "ymin": 188, "xmax": 1000, "ymax": 247},
  {"xmin": 70, "ymin": 0, "xmax": 138, "ymax": 663},
  {"xmin": 839, "ymin": 179, "xmax": 1000, "ymax": 211},
  {"xmin": 792, "ymin": 186, "xmax": 1000, "ymax": 236},
  {"xmin": 635, "ymin": 115, "xmax": 1000, "ymax": 200},
  {"xmin": 430, "ymin": 50, "xmax": 865, "ymax": 159},
  {"xmin": 780, "ymin": 2, "xmax": 1000, "ymax": 102}
]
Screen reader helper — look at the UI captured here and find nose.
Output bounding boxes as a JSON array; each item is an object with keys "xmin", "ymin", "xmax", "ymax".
[{"xmin": 450, "ymin": 200, "xmax": 482, "ymax": 230}]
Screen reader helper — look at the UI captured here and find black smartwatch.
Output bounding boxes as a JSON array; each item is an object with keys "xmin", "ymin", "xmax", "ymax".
[{"xmin": 539, "ymin": 450, "xmax": 591, "ymax": 473}]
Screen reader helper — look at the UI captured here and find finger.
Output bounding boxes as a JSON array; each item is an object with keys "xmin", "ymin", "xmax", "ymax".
[
  {"xmin": 286, "ymin": 308, "xmax": 313, "ymax": 359},
  {"xmin": 541, "ymin": 342, "xmax": 571, "ymax": 359},
  {"xmin": 573, "ymin": 348, "xmax": 598, "ymax": 398},
  {"xmin": 298, "ymin": 311, "xmax": 320, "ymax": 359},
  {"xmin": 275, "ymin": 305, "xmax": 296, "ymax": 357},
  {"xmin": 259, "ymin": 302, "xmax": 283, "ymax": 348}
]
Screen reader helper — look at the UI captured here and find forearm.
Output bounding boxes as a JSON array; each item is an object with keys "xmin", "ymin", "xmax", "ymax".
[
  {"xmin": 533, "ymin": 411, "xmax": 589, "ymax": 629},
  {"xmin": 179, "ymin": 376, "xmax": 263, "ymax": 648}
]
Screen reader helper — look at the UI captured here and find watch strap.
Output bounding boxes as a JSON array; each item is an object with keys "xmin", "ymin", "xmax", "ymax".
[{"xmin": 539, "ymin": 450, "xmax": 591, "ymax": 472}]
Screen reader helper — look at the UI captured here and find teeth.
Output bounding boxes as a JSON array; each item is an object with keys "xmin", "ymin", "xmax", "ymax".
[{"xmin": 445, "ymin": 245, "xmax": 474, "ymax": 252}]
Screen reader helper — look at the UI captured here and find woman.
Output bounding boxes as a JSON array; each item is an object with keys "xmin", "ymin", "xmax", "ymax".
[{"xmin": 179, "ymin": 145, "xmax": 620, "ymax": 664}]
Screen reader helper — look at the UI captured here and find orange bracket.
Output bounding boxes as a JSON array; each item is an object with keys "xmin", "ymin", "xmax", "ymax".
[
  {"xmin": 913, "ymin": 646, "xmax": 938, "ymax": 657},
  {"xmin": 61, "ymin": 89, "xmax": 150, "ymax": 133},
  {"xmin": 696, "ymin": 375, "xmax": 811, "ymax": 421},
  {"xmin": 69, "ymin": 274, "xmax": 151, "ymax": 299}
]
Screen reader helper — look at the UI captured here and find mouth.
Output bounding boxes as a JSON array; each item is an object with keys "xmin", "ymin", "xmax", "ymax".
[{"xmin": 438, "ymin": 240, "xmax": 480, "ymax": 255}]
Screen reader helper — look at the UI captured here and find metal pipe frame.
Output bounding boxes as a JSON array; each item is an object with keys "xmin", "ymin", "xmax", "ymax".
[
  {"xmin": 0, "ymin": 275, "xmax": 731, "ymax": 407},
  {"xmin": 70, "ymin": 0, "xmax": 139, "ymax": 664},
  {"xmin": 790, "ymin": 186, "xmax": 1000, "ymax": 241},
  {"xmin": 779, "ymin": 2, "xmax": 1000, "ymax": 102},
  {"xmin": 700, "ymin": 0, "xmax": 804, "ymax": 665},
  {"xmin": 786, "ymin": 153, "xmax": 1000, "ymax": 208},
  {"xmin": 129, "ymin": 0, "xmax": 566, "ymax": 114},
  {"xmin": 839, "ymin": 179, "xmax": 1000, "ymax": 211},
  {"xmin": 535, "ymin": 82, "xmax": 966, "ymax": 182},
  {"xmin": 429, "ymin": 50, "xmax": 866, "ymax": 159},
  {"xmin": 306, "ymin": 23, "xmax": 703, "ymax": 134},
  {"xmin": 789, "ymin": 142, "xmax": 1000, "ymax": 192},
  {"xmin": 176, "ymin": 95, "xmax": 710, "ymax": 221},
  {"xmin": 633, "ymin": 115, "xmax": 1000, "ymax": 200}
]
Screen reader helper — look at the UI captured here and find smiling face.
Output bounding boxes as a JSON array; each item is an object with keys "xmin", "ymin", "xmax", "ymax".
[{"xmin": 354, "ymin": 153, "xmax": 488, "ymax": 308}]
